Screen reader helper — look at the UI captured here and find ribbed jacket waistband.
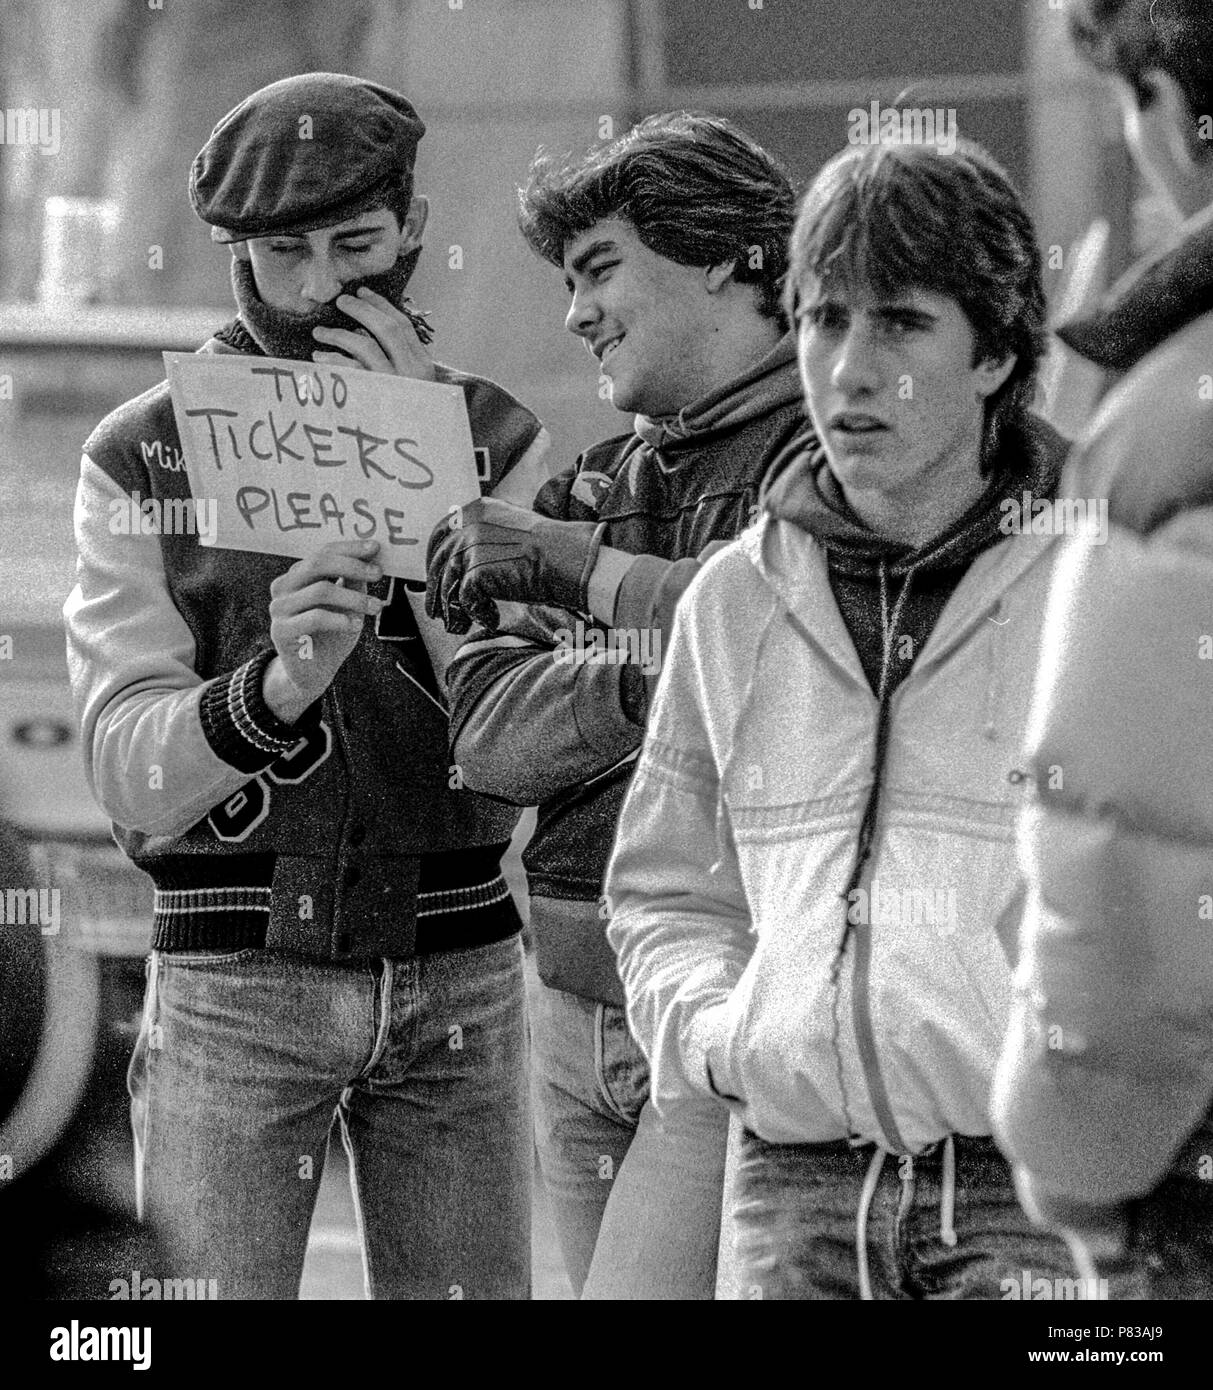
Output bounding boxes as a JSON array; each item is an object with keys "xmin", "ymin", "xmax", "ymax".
[{"xmin": 142, "ymin": 846, "xmax": 518, "ymax": 958}]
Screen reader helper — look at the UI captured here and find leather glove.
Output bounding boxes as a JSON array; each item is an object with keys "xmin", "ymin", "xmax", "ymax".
[{"xmin": 425, "ymin": 497, "xmax": 604, "ymax": 634}]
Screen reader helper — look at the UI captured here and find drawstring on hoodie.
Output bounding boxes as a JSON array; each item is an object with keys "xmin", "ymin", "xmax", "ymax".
[
  {"xmin": 841, "ymin": 557, "xmax": 920, "ymax": 917},
  {"xmin": 828, "ymin": 557, "xmax": 921, "ymax": 1110},
  {"xmin": 876, "ymin": 558, "xmax": 919, "ymax": 703},
  {"xmin": 940, "ymin": 1134, "xmax": 958, "ymax": 1247},
  {"xmin": 856, "ymin": 1148, "xmax": 885, "ymax": 1301},
  {"xmin": 847, "ymin": 556, "xmax": 961, "ymax": 1298},
  {"xmin": 857, "ymin": 1139, "xmax": 959, "ymax": 1299},
  {"xmin": 825, "ymin": 555, "xmax": 921, "ymax": 1162}
]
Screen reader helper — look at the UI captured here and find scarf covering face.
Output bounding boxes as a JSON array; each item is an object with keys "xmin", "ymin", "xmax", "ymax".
[
  {"xmin": 631, "ymin": 332, "xmax": 803, "ymax": 462},
  {"xmin": 226, "ymin": 244, "xmax": 428, "ymax": 362}
]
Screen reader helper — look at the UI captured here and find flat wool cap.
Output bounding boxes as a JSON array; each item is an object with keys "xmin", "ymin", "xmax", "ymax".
[{"xmin": 190, "ymin": 72, "xmax": 425, "ymax": 243}]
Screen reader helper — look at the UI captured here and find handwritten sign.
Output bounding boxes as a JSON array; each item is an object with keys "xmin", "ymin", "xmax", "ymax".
[{"xmin": 164, "ymin": 352, "xmax": 481, "ymax": 580}]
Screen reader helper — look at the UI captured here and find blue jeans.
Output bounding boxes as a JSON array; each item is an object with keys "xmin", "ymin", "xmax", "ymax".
[
  {"xmin": 129, "ymin": 936, "xmax": 530, "ymax": 1299},
  {"xmin": 529, "ymin": 975, "xmax": 729, "ymax": 1299},
  {"xmin": 734, "ymin": 1131, "xmax": 1078, "ymax": 1300}
]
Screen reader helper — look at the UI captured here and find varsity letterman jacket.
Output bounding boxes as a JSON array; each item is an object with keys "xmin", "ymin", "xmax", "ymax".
[{"xmin": 64, "ymin": 329, "xmax": 548, "ymax": 961}]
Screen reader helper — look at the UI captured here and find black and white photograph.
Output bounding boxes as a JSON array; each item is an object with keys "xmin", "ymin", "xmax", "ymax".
[{"xmin": 0, "ymin": 0, "xmax": 1208, "ymax": 1364}]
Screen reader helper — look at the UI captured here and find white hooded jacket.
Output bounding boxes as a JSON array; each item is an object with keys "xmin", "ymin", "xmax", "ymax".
[{"xmin": 605, "ymin": 512, "xmax": 1059, "ymax": 1152}]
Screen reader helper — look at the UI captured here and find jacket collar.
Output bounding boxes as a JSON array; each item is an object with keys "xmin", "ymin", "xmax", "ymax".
[
  {"xmin": 740, "ymin": 516, "xmax": 1058, "ymax": 695},
  {"xmin": 759, "ymin": 416, "xmax": 1068, "ymax": 581},
  {"xmin": 631, "ymin": 332, "xmax": 801, "ymax": 456},
  {"xmin": 911, "ymin": 528, "xmax": 1056, "ymax": 674},
  {"xmin": 1057, "ymin": 201, "xmax": 1213, "ymax": 373}
]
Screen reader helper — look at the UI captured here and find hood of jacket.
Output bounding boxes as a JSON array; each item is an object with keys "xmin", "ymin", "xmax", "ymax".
[{"xmin": 757, "ymin": 413, "xmax": 1070, "ymax": 580}]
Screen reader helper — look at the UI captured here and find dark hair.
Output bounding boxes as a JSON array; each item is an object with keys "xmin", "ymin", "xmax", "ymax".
[
  {"xmin": 376, "ymin": 173, "xmax": 415, "ymax": 228},
  {"xmin": 518, "ymin": 112, "xmax": 796, "ymax": 321},
  {"xmin": 1067, "ymin": 0, "xmax": 1213, "ymax": 124},
  {"xmin": 784, "ymin": 137, "xmax": 1047, "ymax": 476}
]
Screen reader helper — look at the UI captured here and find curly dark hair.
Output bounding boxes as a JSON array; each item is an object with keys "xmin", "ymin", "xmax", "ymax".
[
  {"xmin": 518, "ymin": 112, "xmax": 796, "ymax": 321},
  {"xmin": 784, "ymin": 136, "xmax": 1048, "ymax": 476}
]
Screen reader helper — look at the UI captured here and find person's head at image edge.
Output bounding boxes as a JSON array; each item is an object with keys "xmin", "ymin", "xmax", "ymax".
[
  {"xmin": 1067, "ymin": 0, "xmax": 1213, "ymax": 218},
  {"xmin": 518, "ymin": 111, "xmax": 797, "ymax": 419}
]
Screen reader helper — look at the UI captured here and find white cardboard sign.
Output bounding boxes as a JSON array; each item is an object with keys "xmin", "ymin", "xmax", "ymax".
[{"xmin": 164, "ymin": 352, "xmax": 480, "ymax": 580}]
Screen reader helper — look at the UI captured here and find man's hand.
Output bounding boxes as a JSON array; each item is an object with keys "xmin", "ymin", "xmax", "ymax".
[
  {"xmin": 264, "ymin": 539, "xmax": 384, "ymax": 722},
  {"xmin": 311, "ymin": 286, "xmax": 435, "ymax": 380},
  {"xmin": 425, "ymin": 498, "xmax": 602, "ymax": 634}
]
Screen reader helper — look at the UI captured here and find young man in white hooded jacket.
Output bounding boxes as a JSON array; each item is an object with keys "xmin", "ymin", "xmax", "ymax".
[{"xmin": 605, "ymin": 136, "xmax": 1083, "ymax": 1300}]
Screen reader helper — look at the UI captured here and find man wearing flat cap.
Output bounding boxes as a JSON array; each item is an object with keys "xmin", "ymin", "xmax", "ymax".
[{"xmin": 63, "ymin": 72, "xmax": 550, "ymax": 1300}]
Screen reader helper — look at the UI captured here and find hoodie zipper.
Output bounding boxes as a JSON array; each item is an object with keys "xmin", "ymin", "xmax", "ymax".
[
  {"xmin": 831, "ymin": 685, "xmax": 910, "ymax": 1154},
  {"xmin": 828, "ymin": 560, "xmax": 917, "ymax": 1152}
]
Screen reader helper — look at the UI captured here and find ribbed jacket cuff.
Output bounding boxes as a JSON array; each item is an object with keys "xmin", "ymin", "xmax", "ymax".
[
  {"xmin": 586, "ymin": 544, "xmax": 634, "ymax": 625},
  {"xmin": 576, "ymin": 521, "xmax": 609, "ymax": 610},
  {"xmin": 199, "ymin": 648, "xmax": 317, "ymax": 773},
  {"xmin": 613, "ymin": 551, "xmax": 671, "ymax": 633}
]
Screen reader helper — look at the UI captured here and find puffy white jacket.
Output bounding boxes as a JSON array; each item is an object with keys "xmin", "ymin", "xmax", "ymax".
[
  {"xmin": 605, "ymin": 514, "xmax": 1059, "ymax": 1152},
  {"xmin": 993, "ymin": 214, "xmax": 1213, "ymax": 1216}
]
